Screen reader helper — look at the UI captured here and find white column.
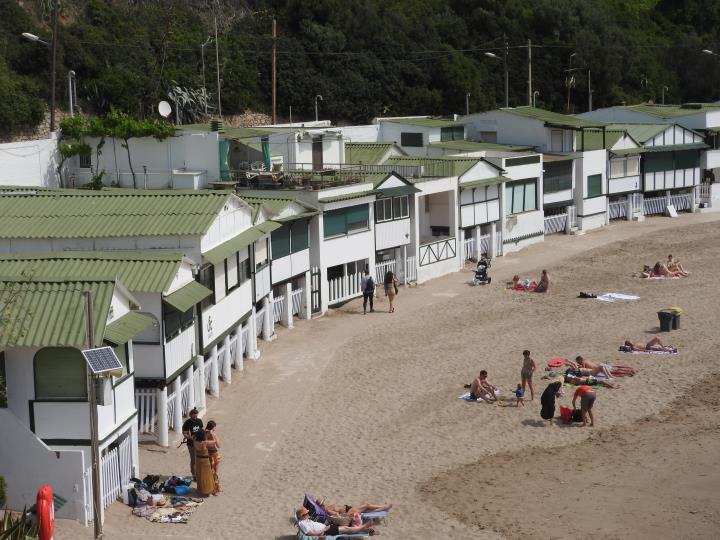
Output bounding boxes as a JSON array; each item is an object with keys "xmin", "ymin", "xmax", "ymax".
[
  {"xmin": 474, "ymin": 225, "xmax": 481, "ymax": 260},
  {"xmin": 283, "ymin": 282, "xmax": 294, "ymax": 328},
  {"xmin": 248, "ymin": 307, "xmax": 260, "ymax": 360},
  {"xmin": 666, "ymin": 190, "xmax": 671, "ymax": 210},
  {"xmin": 130, "ymin": 422, "xmax": 140, "ymax": 478},
  {"xmin": 690, "ymin": 185, "xmax": 697, "ymax": 212},
  {"xmin": 234, "ymin": 323, "xmax": 244, "ymax": 371},
  {"xmin": 626, "ymin": 194, "xmax": 633, "ymax": 221},
  {"xmin": 209, "ymin": 345, "xmax": 219, "ymax": 397},
  {"xmin": 194, "ymin": 355, "xmax": 206, "ymax": 410},
  {"xmin": 222, "ymin": 334, "xmax": 232, "ymax": 384},
  {"xmin": 402, "ymin": 245, "xmax": 408, "ymax": 285},
  {"xmin": 156, "ymin": 386, "xmax": 169, "ymax": 447},
  {"xmin": 171, "ymin": 377, "xmax": 182, "ymax": 433},
  {"xmin": 300, "ymin": 270, "xmax": 312, "ymax": 319},
  {"xmin": 184, "ymin": 364, "xmax": 195, "ymax": 411},
  {"xmin": 489, "ymin": 221, "xmax": 498, "ymax": 258},
  {"xmin": 262, "ymin": 295, "xmax": 274, "ymax": 341}
]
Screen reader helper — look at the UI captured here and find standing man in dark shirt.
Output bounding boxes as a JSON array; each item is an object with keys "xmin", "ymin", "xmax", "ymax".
[{"xmin": 181, "ymin": 408, "xmax": 203, "ymax": 480}]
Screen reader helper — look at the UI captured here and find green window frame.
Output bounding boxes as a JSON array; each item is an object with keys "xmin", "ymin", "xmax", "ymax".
[
  {"xmin": 163, "ymin": 303, "xmax": 194, "ymax": 342},
  {"xmin": 440, "ymin": 126, "xmax": 464, "ymax": 142},
  {"xmin": 400, "ymin": 132, "xmax": 423, "ymax": 147},
  {"xmin": 323, "ymin": 205, "xmax": 369, "ymax": 237},
  {"xmin": 34, "ymin": 347, "xmax": 88, "ymax": 400},
  {"xmin": 587, "ymin": 174, "xmax": 603, "ymax": 198},
  {"xmin": 271, "ymin": 224, "xmax": 291, "ymax": 259},
  {"xmin": 290, "ymin": 220, "xmax": 309, "ymax": 252},
  {"xmin": 505, "ymin": 179, "xmax": 538, "ymax": 214}
]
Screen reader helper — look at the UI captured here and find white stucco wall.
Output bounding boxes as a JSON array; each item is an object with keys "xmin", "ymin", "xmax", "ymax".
[
  {"xmin": 0, "ymin": 135, "xmax": 60, "ymax": 187},
  {"xmin": 341, "ymin": 124, "xmax": 381, "ymax": 143}
]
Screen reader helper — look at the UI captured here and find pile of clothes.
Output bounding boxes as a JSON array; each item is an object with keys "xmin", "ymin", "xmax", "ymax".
[{"xmin": 128, "ymin": 475, "xmax": 204, "ymax": 524}]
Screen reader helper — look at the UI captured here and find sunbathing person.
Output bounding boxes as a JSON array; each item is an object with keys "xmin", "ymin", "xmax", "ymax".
[
  {"xmin": 316, "ymin": 497, "xmax": 392, "ymax": 516},
  {"xmin": 534, "ymin": 269, "xmax": 550, "ymax": 293},
  {"xmin": 296, "ymin": 507, "xmax": 375, "ymax": 537},
  {"xmin": 575, "ymin": 356, "xmax": 636, "ymax": 377},
  {"xmin": 561, "ymin": 358, "xmax": 614, "ymax": 379},
  {"xmin": 469, "ymin": 370, "xmax": 498, "ymax": 401},
  {"xmin": 564, "ymin": 372, "xmax": 620, "ymax": 389},
  {"xmin": 653, "ymin": 262, "xmax": 683, "ymax": 278},
  {"xmin": 667, "ymin": 254, "xmax": 689, "ymax": 276},
  {"xmin": 624, "ymin": 337, "xmax": 675, "ymax": 353}
]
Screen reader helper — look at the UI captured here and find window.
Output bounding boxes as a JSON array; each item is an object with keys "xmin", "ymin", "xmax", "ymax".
[
  {"xmin": 79, "ymin": 153, "xmax": 91, "ymax": 168},
  {"xmin": 440, "ymin": 125, "xmax": 464, "ymax": 141},
  {"xmin": 505, "ymin": 179, "xmax": 538, "ymax": 214},
  {"xmin": 225, "ymin": 253, "xmax": 239, "ymax": 292},
  {"xmin": 132, "ymin": 312, "xmax": 160, "ymax": 344},
  {"xmin": 0, "ymin": 351, "xmax": 6, "ymax": 407},
  {"xmin": 505, "ymin": 155, "xmax": 541, "ymax": 167},
  {"xmin": 239, "ymin": 255, "xmax": 250, "ymax": 284},
  {"xmin": 400, "ymin": 132, "xmax": 423, "ymax": 147},
  {"xmin": 675, "ymin": 150, "xmax": 700, "ymax": 169},
  {"xmin": 479, "ymin": 131, "xmax": 497, "ymax": 143},
  {"xmin": 163, "ymin": 303, "xmax": 194, "ymax": 341},
  {"xmin": 312, "ymin": 137, "xmax": 323, "ymax": 170},
  {"xmin": 375, "ymin": 199, "xmax": 392, "ymax": 222},
  {"xmin": 271, "ymin": 225, "xmax": 291, "ymax": 259},
  {"xmin": 113, "ymin": 344, "xmax": 128, "ymax": 378},
  {"xmin": 587, "ymin": 174, "xmax": 603, "ymax": 198},
  {"xmin": 610, "ymin": 159, "xmax": 626, "ymax": 178},
  {"xmin": 197, "ymin": 264, "xmax": 215, "ymax": 311},
  {"xmin": 543, "ymin": 161, "xmax": 573, "ymax": 192},
  {"xmin": 34, "ymin": 347, "xmax": 88, "ymax": 400},
  {"xmin": 626, "ymin": 157, "xmax": 639, "ymax": 176},
  {"xmin": 551, "ymin": 130, "xmax": 563, "ymax": 151},
  {"xmin": 393, "ymin": 195, "xmax": 409, "ymax": 218},
  {"xmin": 290, "ymin": 220, "xmax": 309, "ymax": 252},
  {"xmin": 255, "ymin": 238, "xmax": 268, "ymax": 269},
  {"xmin": 323, "ymin": 204, "xmax": 370, "ymax": 237},
  {"xmin": 645, "ymin": 152, "xmax": 673, "ymax": 173}
]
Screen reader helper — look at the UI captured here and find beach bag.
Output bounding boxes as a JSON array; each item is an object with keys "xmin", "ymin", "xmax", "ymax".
[{"xmin": 572, "ymin": 409, "xmax": 583, "ymax": 422}]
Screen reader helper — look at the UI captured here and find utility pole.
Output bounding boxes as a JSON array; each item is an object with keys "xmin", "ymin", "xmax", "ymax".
[
  {"xmin": 466, "ymin": 92, "xmax": 470, "ymax": 116},
  {"xmin": 50, "ymin": 1, "xmax": 58, "ymax": 132},
  {"xmin": 84, "ymin": 291, "xmax": 102, "ymax": 539},
  {"xmin": 527, "ymin": 38, "xmax": 532, "ymax": 107},
  {"xmin": 214, "ymin": 16, "xmax": 222, "ymax": 117},
  {"xmin": 588, "ymin": 69, "xmax": 593, "ymax": 112},
  {"xmin": 503, "ymin": 34, "xmax": 509, "ymax": 108},
  {"xmin": 271, "ymin": 18, "xmax": 277, "ymax": 124}
]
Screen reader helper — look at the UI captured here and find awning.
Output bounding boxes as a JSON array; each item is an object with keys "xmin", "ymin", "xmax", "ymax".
[
  {"xmin": 543, "ymin": 200, "xmax": 574, "ymax": 209},
  {"xmin": 163, "ymin": 281, "xmax": 213, "ymax": 313},
  {"xmin": 274, "ymin": 211, "xmax": 319, "ymax": 223},
  {"xmin": 642, "ymin": 142, "xmax": 709, "ymax": 152},
  {"xmin": 376, "ymin": 185, "xmax": 421, "ymax": 198},
  {"xmin": 460, "ymin": 176, "xmax": 506, "ymax": 189},
  {"xmin": 318, "ymin": 190, "xmax": 376, "ymax": 203},
  {"xmin": 543, "ymin": 153, "xmax": 578, "ymax": 162},
  {"xmin": 203, "ymin": 224, "xmax": 278, "ymax": 265},
  {"xmin": 104, "ymin": 311, "xmax": 157, "ymax": 345},
  {"xmin": 610, "ymin": 147, "xmax": 646, "ymax": 156}
]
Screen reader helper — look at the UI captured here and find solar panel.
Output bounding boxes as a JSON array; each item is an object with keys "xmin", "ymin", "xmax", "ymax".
[{"xmin": 82, "ymin": 346, "xmax": 123, "ymax": 374}]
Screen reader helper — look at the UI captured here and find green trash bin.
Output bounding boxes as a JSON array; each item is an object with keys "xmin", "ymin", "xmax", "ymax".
[{"xmin": 657, "ymin": 310, "xmax": 674, "ymax": 332}]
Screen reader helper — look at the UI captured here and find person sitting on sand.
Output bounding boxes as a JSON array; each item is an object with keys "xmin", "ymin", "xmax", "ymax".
[
  {"xmin": 575, "ymin": 356, "xmax": 636, "ymax": 377},
  {"xmin": 624, "ymin": 337, "xmax": 675, "ymax": 353},
  {"xmin": 534, "ymin": 269, "xmax": 549, "ymax": 293},
  {"xmin": 469, "ymin": 370, "xmax": 498, "ymax": 401},
  {"xmin": 315, "ymin": 497, "xmax": 392, "ymax": 517},
  {"xmin": 296, "ymin": 507, "xmax": 375, "ymax": 537},
  {"xmin": 564, "ymin": 372, "xmax": 620, "ymax": 389},
  {"xmin": 510, "ymin": 275, "xmax": 537, "ymax": 291},
  {"xmin": 653, "ymin": 261, "xmax": 683, "ymax": 278},
  {"xmin": 667, "ymin": 254, "xmax": 689, "ymax": 276}
]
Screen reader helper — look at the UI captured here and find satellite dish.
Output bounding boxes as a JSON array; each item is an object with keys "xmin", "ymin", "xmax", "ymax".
[{"xmin": 158, "ymin": 101, "xmax": 172, "ymax": 118}]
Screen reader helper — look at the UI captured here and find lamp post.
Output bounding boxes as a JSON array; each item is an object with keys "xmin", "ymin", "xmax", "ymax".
[
  {"xmin": 532, "ymin": 90, "xmax": 540, "ymax": 108},
  {"xmin": 484, "ymin": 52, "xmax": 507, "ymax": 108},
  {"xmin": 485, "ymin": 37, "xmax": 534, "ymax": 108},
  {"xmin": 465, "ymin": 92, "xmax": 470, "ymax": 116},
  {"xmin": 201, "ymin": 37, "xmax": 213, "ymax": 114},
  {"xmin": 566, "ymin": 52, "xmax": 577, "ymax": 113},
  {"xmin": 661, "ymin": 85, "xmax": 669, "ymax": 105},
  {"xmin": 702, "ymin": 49, "xmax": 720, "ymax": 57},
  {"xmin": 67, "ymin": 70, "xmax": 76, "ymax": 117},
  {"xmin": 314, "ymin": 94, "xmax": 323, "ymax": 122},
  {"xmin": 22, "ymin": 6, "xmax": 58, "ymax": 134}
]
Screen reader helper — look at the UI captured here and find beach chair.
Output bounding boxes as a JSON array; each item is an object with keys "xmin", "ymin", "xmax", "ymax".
[
  {"xmin": 293, "ymin": 512, "xmax": 371, "ymax": 540},
  {"xmin": 304, "ymin": 493, "xmax": 389, "ymax": 523}
]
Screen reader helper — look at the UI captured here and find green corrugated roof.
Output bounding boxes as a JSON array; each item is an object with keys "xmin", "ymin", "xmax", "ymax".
[
  {"xmin": 0, "ymin": 252, "xmax": 184, "ymax": 293},
  {"xmin": 428, "ymin": 140, "xmax": 535, "ymax": 153},
  {"xmin": 203, "ymin": 223, "xmax": 279, "ymax": 265},
  {"xmin": 574, "ymin": 129, "xmax": 626, "ymax": 150},
  {"xmin": 460, "ymin": 176, "xmax": 506, "ymax": 189},
  {"xmin": 163, "ymin": 281, "xmax": 213, "ymax": 312},
  {"xmin": 643, "ymin": 142, "xmax": 708, "ymax": 152},
  {"xmin": 376, "ymin": 185, "xmax": 421, "ymax": 197},
  {"xmin": 385, "ymin": 156, "xmax": 481, "ymax": 178},
  {"xmin": 383, "ymin": 117, "xmax": 463, "ymax": 128},
  {"xmin": 620, "ymin": 103, "xmax": 720, "ymax": 119},
  {"xmin": 502, "ymin": 107, "xmax": 606, "ymax": 128},
  {"xmin": 318, "ymin": 191, "xmax": 377, "ymax": 203},
  {"xmin": 0, "ymin": 279, "xmax": 113, "ymax": 347},
  {"xmin": 604, "ymin": 123, "xmax": 669, "ymax": 143},
  {"xmin": 345, "ymin": 143, "xmax": 396, "ymax": 164},
  {"xmin": 0, "ymin": 190, "xmax": 235, "ymax": 239},
  {"xmin": 104, "ymin": 311, "xmax": 156, "ymax": 345},
  {"xmin": 274, "ymin": 211, "xmax": 319, "ymax": 223}
]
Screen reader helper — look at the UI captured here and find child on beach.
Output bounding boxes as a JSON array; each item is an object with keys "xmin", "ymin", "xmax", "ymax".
[{"xmin": 514, "ymin": 384, "xmax": 525, "ymax": 407}]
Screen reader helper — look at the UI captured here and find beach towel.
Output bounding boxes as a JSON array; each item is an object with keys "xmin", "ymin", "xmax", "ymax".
[
  {"xmin": 646, "ymin": 275, "xmax": 680, "ymax": 280},
  {"xmin": 459, "ymin": 389, "xmax": 502, "ymax": 402},
  {"xmin": 595, "ymin": 293, "xmax": 640, "ymax": 302},
  {"xmin": 619, "ymin": 345, "xmax": 677, "ymax": 354},
  {"xmin": 512, "ymin": 282, "xmax": 537, "ymax": 292}
]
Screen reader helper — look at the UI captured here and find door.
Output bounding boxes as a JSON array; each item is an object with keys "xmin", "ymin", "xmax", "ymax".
[
  {"xmin": 310, "ymin": 266, "xmax": 321, "ymax": 313},
  {"xmin": 312, "ymin": 137, "xmax": 323, "ymax": 170}
]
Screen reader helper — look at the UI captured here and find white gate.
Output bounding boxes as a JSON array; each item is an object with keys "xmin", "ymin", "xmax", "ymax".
[
  {"xmin": 255, "ymin": 306, "xmax": 266, "ymax": 336},
  {"xmin": 608, "ymin": 200, "xmax": 627, "ymax": 220},
  {"xmin": 404, "ymin": 256, "xmax": 417, "ymax": 283},
  {"xmin": 241, "ymin": 324, "xmax": 250, "ymax": 355},
  {"xmin": 135, "ymin": 388, "xmax": 157, "ymax": 434},
  {"xmin": 643, "ymin": 195, "xmax": 667, "ymax": 216},
  {"xmin": 100, "ymin": 447, "xmax": 121, "ymax": 509},
  {"xmin": 291, "ymin": 288, "xmax": 303, "ymax": 315},
  {"xmin": 670, "ymin": 193, "xmax": 691, "ymax": 211},
  {"xmin": 463, "ymin": 237, "xmax": 474, "ymax": 260},
  {"xmin": 179, "ymin": 377, "xmax": 191, "ymax": 416},
  {"xmin": 328, "ymin": 272, "xmax": 362, "ymax": 305},
  {"xmin": 166, "ymin": 390, "xmax": 177, "ymax": 431},
  {"xmin": 543, "ymin": 213, "xmax": 567, "ymax": 234},
  {"xmin": 375, "ymin": 260, "xmax": 397, "ymax": 283},
  {"xmin": 272, "ymin": 295, "xmax": 285, "ymax": 323},
  {"xmin": 494, "ymin": 231, "xmax": 503, "ymax": 257},
  {"xmin": 118, "ymin": 434, "xmax": 133, "ymax": 489}
]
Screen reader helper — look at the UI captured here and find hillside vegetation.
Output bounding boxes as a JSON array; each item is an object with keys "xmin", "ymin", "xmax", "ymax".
[{"xmin": 1, "ymin": 0, "xmax": 720, "ymax": 133}]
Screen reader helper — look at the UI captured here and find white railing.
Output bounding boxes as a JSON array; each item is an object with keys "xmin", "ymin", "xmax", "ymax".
[
  {"xmin": 699, "ymin": 182, "xmax": 712, "ymax": 200},
  {"xmin": 179, "ymin": 377, "xmax": 191, "ymax": 416},
  {"xmin": 255, "ymin": 306, "xmax": 266, "ymax": 336},
  {"xmin": 404, "ymin": 256, "xmax": 417, "ymax": 283},
  {"xmin": 118, "ymin": 435, "xmax": 133, "ymax": 492},
  {"xmin": 100, "ymin": 446, "xmax": 121, "ymax": 509},
  {"xmin": 567, "ymin": 205, "xmax": 578, "ymax": 228},
  {"xmin": 479, "ymin": 234, "xmax": 490, "ymax": 256},
  {"xmin": 273, "ymin": 295, "xmax": 285, "ymax": 323},
  {"xmin": 242, "ymin": 324, "xmax": 250, "ymax": 355},
  {"xmin": 419, "ymin": 237, "xmax": 456, "ymax": 267},
  {"xmin": 192, "ymin": 367, "xmax": 204, "ymax": 410},
  {"xmin": 135, "ymin": 388, "xmax": 157, "ymax": 434},
  {"xmin": 375, "ymin": 260, "xmax": 397, "ymax": 283},
  {"xmin": 643, "ymin": 195, "xmax": 667, "ymax": 216},
  {"xmin": 463, "ymin": 237, "xmax": 474, "ymax": 260},
  {"xmin": 204, "ymin": 357, "xmax": 214, "ymax": 391},
  {"xmin": 670, "ymin": 193, "xmax": 691, "ymax": 211},
  {"xmin": 632, "ymin": 193, "xmax": 644, "ymax": 215},
  {"xmin": 228, "ymin": 335, "xmax": 238, "ymax": 368},
  {"xmin": 328, "ymin": 272, "xmax": 363, "ymax": 305},
  {"xmin": 544, "ymin": 213, "xmax": 568, "ymax": 235},
  {"xmin": 291, "ymin": 288, "xmax": 303, "ymax": 315},
  {"xmin": 167, "ymin": 391, "xmax": 177, "ymax": 431},
  {"xmin": 608, "ymin": 200, "xmax": 627, "ymax": 220}
]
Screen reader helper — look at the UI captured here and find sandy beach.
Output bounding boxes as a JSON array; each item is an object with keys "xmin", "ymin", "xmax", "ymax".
[{"xmin": 57, "ymin": 212, "xmax": 720, "ymax": 539}]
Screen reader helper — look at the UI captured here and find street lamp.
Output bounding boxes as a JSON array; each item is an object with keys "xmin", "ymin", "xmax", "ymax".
[
  {"xmin": 484, "ymin": 50, "xmax": 508, "ymax": 108},
  {"xmin": 465, "ymin": 92, "xmax": 470, "ymax": 116},
  {"xmin": 566, "ymin": 52, "xmax": 577, "ymax": 112},
  {"xmin": 702, "ymin": 49, "xmax": 720, "ymax": 57},
  {"xmin": 22, "ymin": 8, "xmax": 58, "ymax": 134},
  {"xmin": 532, "ymin": 90, "xmax": 540, "ymax": 108},
  {"xmin": 21, "ymin": 32, "xmax": 48, "ymax": 45},
  {"xmin": 200, "ymin": 37, "xmax": 213, "ymax": 114},
  {"xmin": 68, "ymin": 70, "xmax": 77, "ymax": 117},
  {"xmin": 314, "ymin": 94, "xmax": 323, "ymax": 122}
]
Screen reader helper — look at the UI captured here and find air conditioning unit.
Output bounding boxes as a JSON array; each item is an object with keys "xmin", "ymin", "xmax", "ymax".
[{"xmin": 95, "ymin": 377, "xmax": 113, "ymax": 407}]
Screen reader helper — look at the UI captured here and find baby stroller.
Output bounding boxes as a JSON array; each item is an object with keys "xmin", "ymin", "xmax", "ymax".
[{"xmin": 472, "ymin": 258, "xmax": 491, "ymax": 285}]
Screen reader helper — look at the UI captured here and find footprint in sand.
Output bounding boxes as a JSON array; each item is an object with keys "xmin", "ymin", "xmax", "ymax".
[
  {"xmin": 432, "ymin": 292, "xmax": 458, "ymax": 297},
  {"xmin": 255, "ymin": 441, "xmax": 277, "ymax": 452}
]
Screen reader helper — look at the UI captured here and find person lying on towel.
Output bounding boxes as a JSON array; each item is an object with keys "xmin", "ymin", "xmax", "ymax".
[
  {"xmin": 296, "ymin": 507, "xmax": 375, "ymax": 537},
  {"xmin": 622, "ymin": 337, "xmax": 676, "ymax": 353}
]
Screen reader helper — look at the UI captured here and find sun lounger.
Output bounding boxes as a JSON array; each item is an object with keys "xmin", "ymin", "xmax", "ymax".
[
  {"xmin": 304, "ymin": 493, "xmax": 389, "ymax": 523},
  {"xmin": 294, "ymin": 517, "xmax": 370, "ymax": 540}
]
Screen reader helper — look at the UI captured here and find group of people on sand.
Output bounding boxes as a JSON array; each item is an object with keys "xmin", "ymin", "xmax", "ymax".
[
  {"xmin": 181, "ymin": 408, "xmax": 222, "ymax": 497},
  {"xmin": 296, "ymin": 497, "xmax": 392, "ymax": 537},
  {"xmin": 640, "ymin": 254, "xmax": 690, "ymax": 278},
  {"xmin": 509, "ymin": 270, "xmax": 550, "ymax": 293}
]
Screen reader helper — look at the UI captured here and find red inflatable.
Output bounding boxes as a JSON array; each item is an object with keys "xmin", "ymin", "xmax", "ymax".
[{"xmin": 36, "ymin": 484, "xmax": 55, "ymax": 540}]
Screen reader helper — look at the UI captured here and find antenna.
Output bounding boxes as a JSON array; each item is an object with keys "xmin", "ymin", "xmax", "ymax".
[{"xmin": 158, "ymin": 101, "xmax": 172, "ymax": 118}]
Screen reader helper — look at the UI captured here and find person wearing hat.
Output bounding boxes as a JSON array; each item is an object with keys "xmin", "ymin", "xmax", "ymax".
[
  {"xmin": 295, "ymin": 507, "xmax": 375, "ymax": 537},
  {"xmin": 182, "ymin": 408, "xmax": 203, "ymax": 480}
]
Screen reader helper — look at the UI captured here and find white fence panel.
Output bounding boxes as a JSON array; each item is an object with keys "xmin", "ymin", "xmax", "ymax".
[
  {"xmin": 166, "ymin": 391, "xmax": 177, "ymax": 431},
  {"xmin": 291, "ymin": 288, "xmax": 303, "ymax": 315},
  {"xmin": 670, "ymin": 193, "xmax": 691, "ymax": 211},
  {"xmin": 375, "ymin": 260, "xmax": 397, "ymax": 283},
  {"xmin": 241, "ymin": 325, "xmax": 250, "ymax": 355},
  {"xmin": 608, "ymin": 201, "xmax": 627, "ymax": 220},
  {"xmin": 479, "ymin": 234, "xmax": 490, "ymax": 256},
  {"xmin": 255, "ymin": 307, "xmax": 265, "ymax": 336},
  {"xmin": 643, "ymin": 195, "xmax": 667, "ymax": 216},
  {"xmin": 192, "ymin": 367, "xmax": 204, "ymax": 410},
  {"xmin": 272, "ymin": 295, "xmax": 285, "ymax": 323},
  {"xmin": 543, "ymin": 213, "xmax": 567, "ymax": 234},
  {"xmin": 100, "ymin": 447, "xmax": 121, "ymax": 509},
  {"xmin": 463, "ymin": 237, "xmax": 474, "ymax": 260},
  {"xmin": 494, "ymin": 231, "xmax": 503, "ymax": 257},
  {"xmin": 328, "ymin": 272, "xmax": 362, "ymax": 305},
  {"xmin": 135, "ymin": 388, "xmax": 157, "ymax": 434},
  {"xmin": 118, "ymin": 435, "xmax": 133, "ymax": 488},
  {"xmin": 179, "ymin": 377, "xmax": 191, "ymax": 416}
]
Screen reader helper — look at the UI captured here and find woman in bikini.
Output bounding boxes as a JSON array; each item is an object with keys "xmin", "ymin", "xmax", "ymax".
[
  {"xmin": 205, "ymin": 420, "xmax": 222, "ymax": 494},
  {"xmin": 316, "ymin": 497, "xmax": 392, "ymax": 517},
  {"xmin": 653, "ymin": 262, "xmax": 683, "ymax": 278},
  {"xmin": 575, "ymin": 356, "xmax": 636, "ymax": 377},
  {"xmin": 624, "ymin": 337, "xmax": 674, "ymax": 352},
  {"xmin": 534, "ymin": 270, "xmax": 550, "ymax": 293}
]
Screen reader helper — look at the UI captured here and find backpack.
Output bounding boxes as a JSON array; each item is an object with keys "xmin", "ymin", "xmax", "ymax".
[{"xmin": 364, "ymin": 276, "xmax": 375, "ymax": 294}]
